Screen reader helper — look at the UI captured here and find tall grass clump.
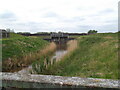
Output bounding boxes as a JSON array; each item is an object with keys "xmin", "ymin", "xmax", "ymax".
[{"xmin": 30, "ymin": 42, "xmax": 56, "ymax": 74}]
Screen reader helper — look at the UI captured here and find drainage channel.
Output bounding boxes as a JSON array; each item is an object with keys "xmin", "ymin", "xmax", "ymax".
[
  {"xmin": 1, "ymin": 41, "xmax": 119, "ymax": 89},
  {"xmin": 17, "ymin": 42, "xmax": 68, "ymax": 75}
]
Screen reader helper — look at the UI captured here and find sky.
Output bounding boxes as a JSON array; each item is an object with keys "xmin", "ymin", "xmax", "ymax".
[{"xmin": 0, "ymin": 0, "xmax": 119, "ymax": 33}]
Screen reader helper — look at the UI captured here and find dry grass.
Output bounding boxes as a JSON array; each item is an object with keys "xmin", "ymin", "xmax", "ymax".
[
  {"xmin": 40, "ymin": 42, "xmax": 56, "ymax": 55},
  {"xmin": 67, "ymin": 40, "xmax": 78, "ymax": 52}
]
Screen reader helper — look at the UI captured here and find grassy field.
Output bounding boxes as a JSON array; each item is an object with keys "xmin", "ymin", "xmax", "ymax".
[
  {"xmin": 42, "ymin": 33, "xmax": 118, "ymax": 79},
  {"xmin": 2, "ymin": 33, "xmax": 50, "ymax": 71}
]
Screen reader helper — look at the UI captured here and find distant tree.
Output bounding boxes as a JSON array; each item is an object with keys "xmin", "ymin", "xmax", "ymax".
[
  {"xmin": 35, "ymin": 32, "xmax": 50, "ymax": 34},
  {"xmin": 17, "ymin": 32, "xmax": 23, "ymax": 34},
  {"xmin": 58, "ymin": 31, "xmax": 61, "ymax": 33},
  {"xmin": 23, "ymin": 32, "xmax": 31, "ymax": 34},
  {"xmin": 88, "ymin": 30, "xmax": 98, "ymax": 34},
  {"xmin": 17, "ymin": 32, "xmax": 31, "ymax": 35}
]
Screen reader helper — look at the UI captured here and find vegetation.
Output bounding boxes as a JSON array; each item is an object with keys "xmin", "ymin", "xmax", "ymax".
[
  {"xmin": 2, "ymin": 32, "xmax": 118, "ymax": 80},
  {"xmin": 41, "ymin": 33, "xmax": 118, "ymax": 79},
  {"xmin": 31, "ymin": 42, "xmax": 56, "ymax": 74},
  {"xmin": 2, "ymin": 33, "xmax": 50, "ymax": 72},
  {"xmin": 31, "ymin": 40, "xmax": 77, "ymax": 74},
  {"xmin": 17, "ymin": 32, "xmax": 31, "ymax": 34},
  {"xmin": 88, "ymin": 30, "xmax": 98, "ymax": 34}
]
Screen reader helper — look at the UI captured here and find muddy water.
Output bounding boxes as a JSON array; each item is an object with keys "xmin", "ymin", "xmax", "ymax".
[
  {"xmin": 51, "ymin": 42, "xmax": 67, "ymax": 62},
  {"xmin": 16, "ymin": 42, "xmax": 68, "ymax": 74}
]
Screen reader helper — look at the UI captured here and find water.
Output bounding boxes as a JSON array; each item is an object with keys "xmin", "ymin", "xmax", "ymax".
[
  {"xmin": 16, "ymin": 42, "xmax": 68, "ymax": 74},
  {"xmin": 51, "ymin": 50, "xmax": 67, "ymax": 61},
  {"xmin": 17, "ymin": 65, "xmax": 32, "ymax": 74},
  {"xmin": 51, "ymin": 42, "xmax": 68, "ymax": 62}
]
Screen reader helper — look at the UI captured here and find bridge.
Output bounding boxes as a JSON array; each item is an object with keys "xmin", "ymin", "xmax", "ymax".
[
  {"xmin": 44, "ymin": 33, "xmax": 74, "ymax": 42},
  {"xmin": 51, "ymin": 33, "xmax": 69, "ymax": 41}
]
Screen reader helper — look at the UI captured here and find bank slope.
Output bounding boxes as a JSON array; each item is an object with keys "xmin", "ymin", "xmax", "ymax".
[
  {"xmin": 46, "ymin": 33, "xmax": 118, "ymax": 79},
  {"xmin": 2, "ymin": 33, "xmax": 49, "ymax": 72}
]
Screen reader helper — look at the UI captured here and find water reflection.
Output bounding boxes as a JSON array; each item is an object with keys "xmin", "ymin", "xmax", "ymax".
[
  {"xmin": 51, "ymin": 42, "xmax": 68, "ymax": 62},
  {"xmin": 56, "ymin": 42, "xmax": 67, "ymax": 50}
]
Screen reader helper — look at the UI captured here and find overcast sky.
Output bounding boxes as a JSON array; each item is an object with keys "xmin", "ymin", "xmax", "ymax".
[{"xmin": 0, "ymin": 0, "xmax": 119, "ymax": 33}]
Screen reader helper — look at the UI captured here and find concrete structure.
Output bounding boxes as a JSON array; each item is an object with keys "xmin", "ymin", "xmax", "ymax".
[
  {"xmin": 44, "ymin": 32, "xmax": 75, "ymax": 42},
  {"xmin": 1, "ymin": 72, "xmax": 120, "ymax": 89},
  {"xmin": 51, "ymin": 32, "xmax": 69, "ymax": 42}
]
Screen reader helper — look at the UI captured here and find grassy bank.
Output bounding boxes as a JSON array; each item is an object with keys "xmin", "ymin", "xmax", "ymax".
[
  {"xmin": 2, "ymin": 33, "xmax": 52, "ymax": 72},
  {"xmin": 43, "ymin": 33, "xmax": 118, "ymax": 79}
]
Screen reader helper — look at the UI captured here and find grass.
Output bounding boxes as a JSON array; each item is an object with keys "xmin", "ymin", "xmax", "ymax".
[
  {"xmin": 2, "ymin": 32, "xmax": 118, "ymax": 79},
  {"xmin": 2, "ymin": 33, "xmax": 50, "ymax": 71},
  {"xmin": 2, "ymin": 33, "xmax": 48, "ymax": 60},
  {"xmin": 31, "ymin": 42, "xmax": 56, "ymax": 74},
  {"xmin": 41, "ymin": 33, "xmax": 118, "ymax": 79},
  {"xmin": 31, "ymin": 40, "xmax": 77, "ymax": 74}
]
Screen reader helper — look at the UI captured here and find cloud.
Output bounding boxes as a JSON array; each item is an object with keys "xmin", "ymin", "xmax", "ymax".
[
  {"xmin": 43, "ymin": 12, "xmax": 60, "ymax": 18},
  {"xmin": 0, "ymin": 11, "xmax": 17, "ymax": 21},
  {"xmin": 62, "ymin": 17, "xmax": 85, "ymax": 23},
  {"xmin": 11, "ymin": 21, "xmax": 53, "ymax": 33},
  {"xmin": 0, "ymin": 11, "xmax": 16, "ymax": 20},
  {"xmin": 105, "ymin": 19, "xmax": 117, "ymax": 24},
  {"xmin": 77, "ymin": 25, "xmax": 91, "ymax": 29},
  {"xmin": 0, "ymin": 0, "xmax": 118, "ymax": 33},
  {"xmin": 97, "ymin": 24, "xmax": 118, "ymax": 33},
  {"xmin": 100, "ymin": 9, "xmax": 115, "ymax": 13}
]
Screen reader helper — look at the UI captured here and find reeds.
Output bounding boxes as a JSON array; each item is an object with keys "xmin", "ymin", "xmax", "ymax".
[{"xmin": 31, "ymin": 42, "xmax": 57, "ymax": 74}]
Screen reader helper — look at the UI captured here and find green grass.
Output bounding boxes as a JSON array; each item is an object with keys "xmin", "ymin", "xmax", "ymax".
[
  {"xmin": 2, "ymin": 33, "xmax": 49, "ymax": 71},
  {"xmin": 43, "ymin": 33, "xmax": 118, "ymax": 79},
  {"xmin": 2, "ymin": 33, "xmax": 48, "ymax": 61}
]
